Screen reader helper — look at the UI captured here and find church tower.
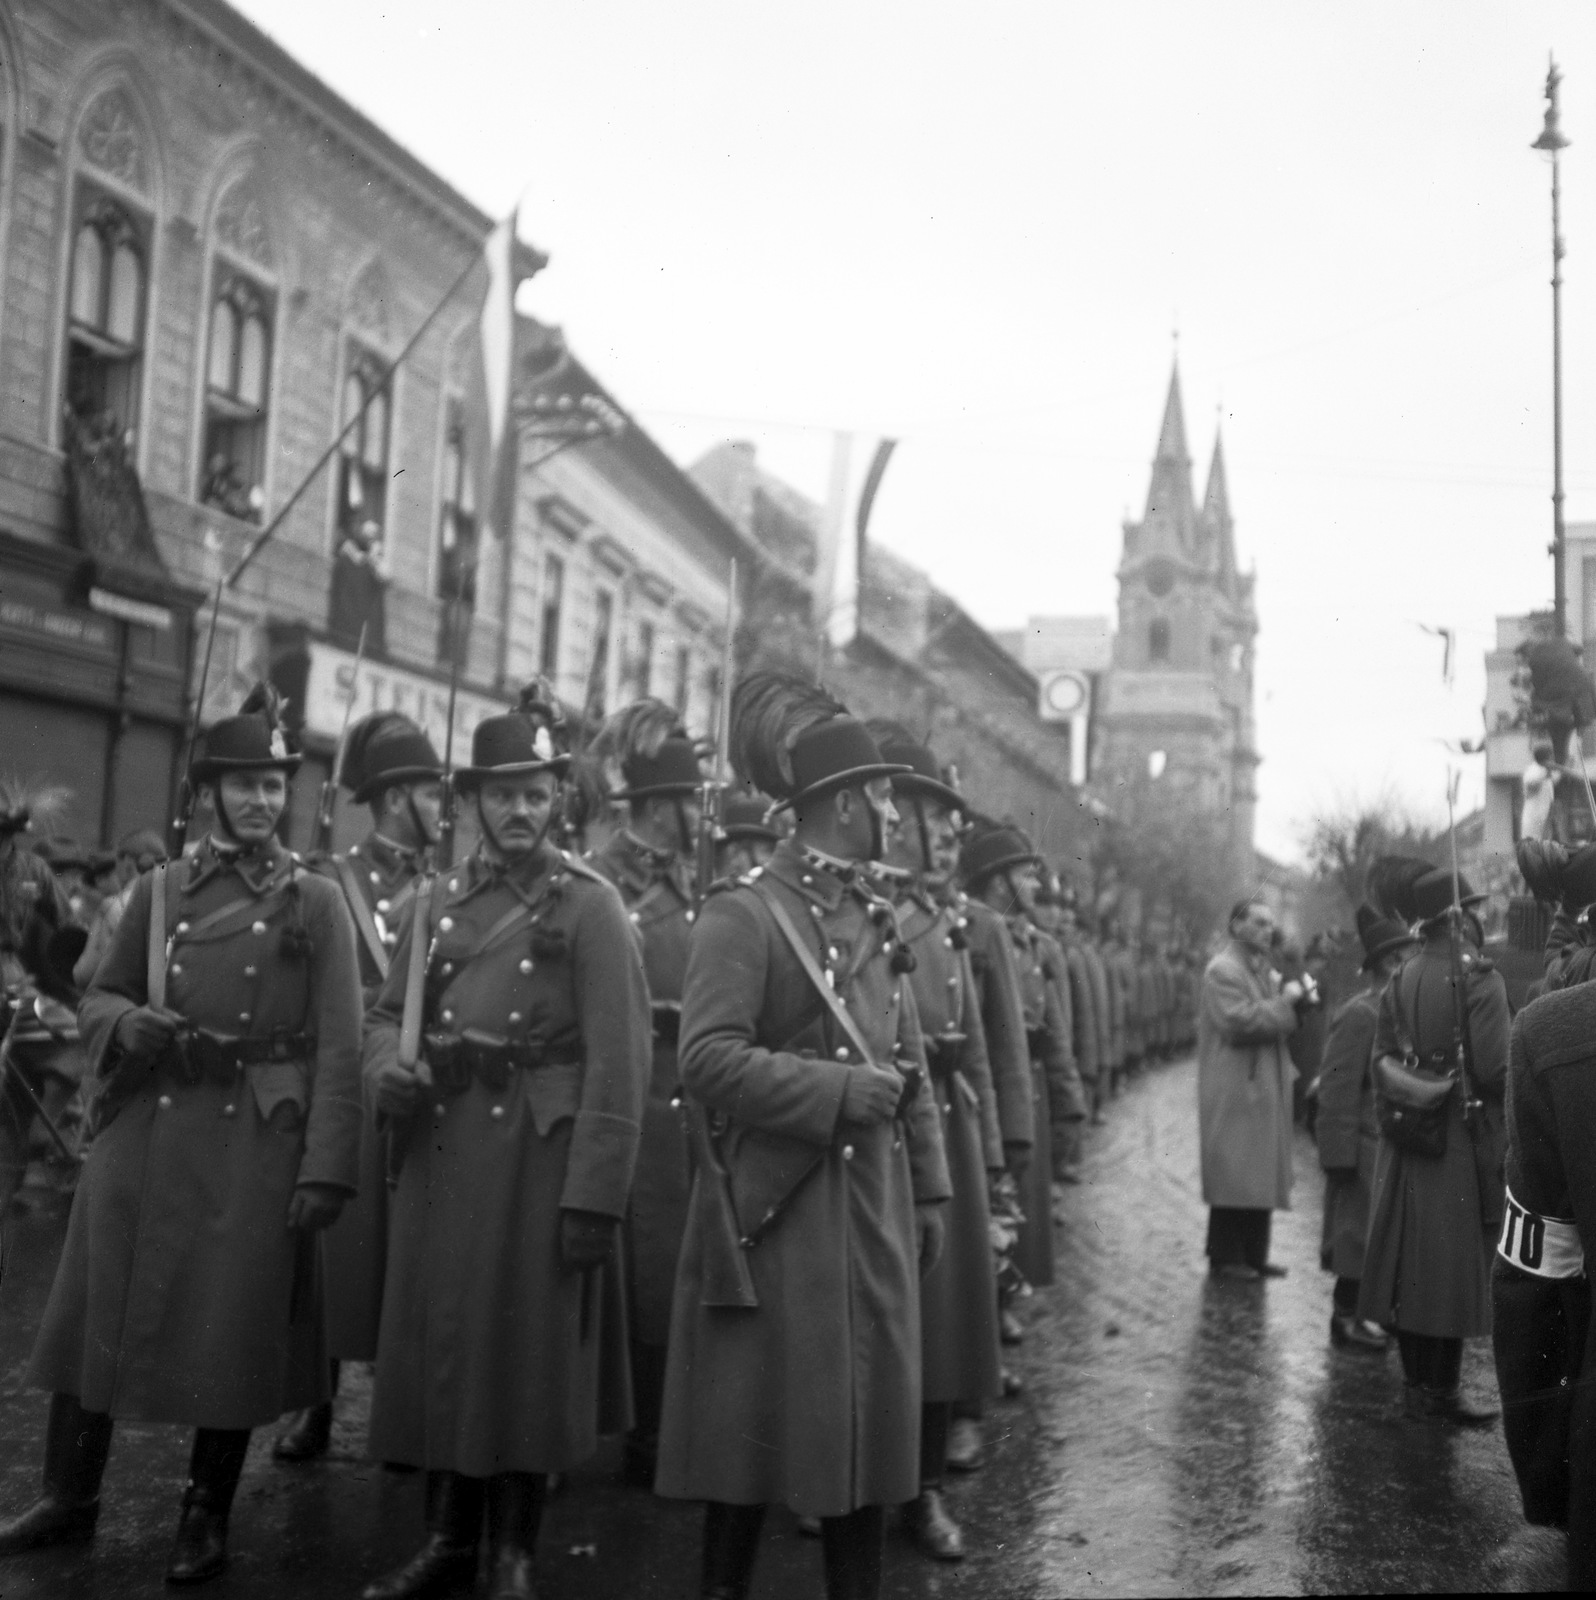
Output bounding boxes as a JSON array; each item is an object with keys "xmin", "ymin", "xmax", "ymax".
[{"xmin": 1096, "ymin": 365, "xmax": 1259, "ymax": 883}]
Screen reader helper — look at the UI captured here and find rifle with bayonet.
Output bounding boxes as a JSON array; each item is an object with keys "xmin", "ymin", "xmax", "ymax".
[
  {"xmin": 313, "ymin": 622, "xmax": 367, "ymax": 857},
  {"xmin": 694, "ymin": 559, "xmax": 737, "ymax": 905},
  {"xmin": 1445, "ymin": 776, "xmax": 1481, "ymax": 1122},
  {"xmin": 168, "ymin": 581, "xmax": 224, "ymax": 861},
  {"xmin": 436, "ymin": 601, "xmax": 464, "ymax": 871}
]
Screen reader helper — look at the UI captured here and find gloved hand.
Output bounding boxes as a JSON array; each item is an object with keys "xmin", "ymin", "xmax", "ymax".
[
  {"xmin": 371, "ymin": 1057, "xmax": 423, "ymax": 1118},
  {"xmin": 916, "ymin": 1203, "xmax": 946, "ymax": 1277},
  {"xmin": 286, "ymin": 1183, "xmax": 347, "ymax": 1232},
  {"xmin": 841, "ymin": 1063, "xmax": 903, "ymax": 1125},
  {"xmin": 1281, "ymin": 979, "xmax": 1305, "ymax": 1004},
  {"xmin": 113, "ymin": 1005, "xmax": 182, "ymax": 1065},
  {"xmin": 1003, "ymin": 1140, "xmax": 1031, "ymax": 1181},
  {"xmin": 560, "ymin": 1209, "xmax": 618, "ymax": 1271}
]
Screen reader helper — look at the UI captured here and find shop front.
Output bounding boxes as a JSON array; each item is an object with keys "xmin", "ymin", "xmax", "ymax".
[{"xmin": 0, "ymin": 530, "xmax": 200, "ymax": 850}]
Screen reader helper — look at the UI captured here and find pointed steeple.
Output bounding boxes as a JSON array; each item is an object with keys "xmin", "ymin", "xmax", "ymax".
[
  {"xmin": 1137, "ymin": 363, "xmax": 1196, "ymax": 553},
  {"xmin": 1202, "ymin": 429, "xmax": 1239, "ymax": 594}
]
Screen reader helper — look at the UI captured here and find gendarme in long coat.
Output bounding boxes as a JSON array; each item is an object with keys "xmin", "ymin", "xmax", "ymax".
[
  {"xmin": 1197, "ymin": 938, "xmax": 1298, "ymax": 1212},
  {"xmin": 896, "ymin": 884, "xmax": 1003, "ymax": 1407},
  {"xmin": 1316, "ymin": 986, "xmax": 1381, "ymax": 1279},
  {"xmin": 364, "ymin": 845, "xmax": 650, "ymax": 1477},
  {"xmin": 315, "ymin": 829, "xmax": 423, "ymax": 1361},
  {"xmin": 32, "ymin": 839, "xmax": 363, "ymax": 1428},
  {"xmin": 656, "ymin": 842, "xmax": 951, "ymax": 1518},
  {"xmin": 1358, "ymin": 936, "xmax": 1508, "ymax": 1338},
  {"xmin": 590, "ymin": 829, "xmax": 695, "ymax": 1349}
]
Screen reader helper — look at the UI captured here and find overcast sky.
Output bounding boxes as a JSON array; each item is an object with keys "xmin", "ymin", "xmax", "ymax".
[{"xmin": 235, "ymin": 0, "xmax": 1596, "ymax": 861}]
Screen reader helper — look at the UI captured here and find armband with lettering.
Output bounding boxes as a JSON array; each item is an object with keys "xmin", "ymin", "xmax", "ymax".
[{"xmin": 1497, "ymin": 1185, "xmax": 1586, "ymax": 1280}]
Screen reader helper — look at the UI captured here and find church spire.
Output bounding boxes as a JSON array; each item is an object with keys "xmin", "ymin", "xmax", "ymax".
[
  {"xmin": 1139, "ymin": 362, "xmax": 1196, "ymax": 548},
  {"xmin": 1202, "ymin": 429, "xmax": 1240, "ymax": 593}
]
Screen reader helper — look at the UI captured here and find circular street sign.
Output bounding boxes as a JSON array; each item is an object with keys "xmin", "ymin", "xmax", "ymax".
[{"xmin": 1041, "ymin": 670, "xmax": 1088, "ymax": 718}]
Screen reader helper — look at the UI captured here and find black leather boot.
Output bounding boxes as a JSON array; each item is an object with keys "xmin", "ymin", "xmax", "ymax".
[
  {"xmin": 484, "ymin": 1472, "xmax": 544, "ymax": 1599},
  {"xmin": 361, "ymin": 1471, "xmax": 484, "ymax": 1600},
  {"xmin": 700, "ymin": 1502, "xmax": 765, "ymax": 1600},
  {"xmin": 274, "ymin": 1361, "xmax": 338, "ymax": 1463},
  {"xmin": 901, "ymin": 1487, "xmax": 964, "ymax": 1561},
  {"xmin": 820, "ymin": 1506, "xmax": 884, "ymax": 1600},
  {"xmin": 0, "ymin": 1392, "xmax": 114, "ymax": 1555},
  {"xmin": 165, "ymin": 1428, "xmax": 250, "ymax": 1586}
]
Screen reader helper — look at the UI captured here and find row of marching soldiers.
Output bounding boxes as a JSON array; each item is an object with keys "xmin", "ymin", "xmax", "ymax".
[{"xmin": 0, "ymin": 669, "xmax": 1184, "ymax": 1599}]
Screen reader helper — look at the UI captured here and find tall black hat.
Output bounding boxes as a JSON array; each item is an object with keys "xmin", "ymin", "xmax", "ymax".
[
  {"xmin": 721, "ymin": 792, "xmax": 780, "ymax": 843},
  {"xmin": 1367, "ymin": 854, "xmax": 1485, "ymax": 928},
  {"xmin": 343, "ymin": 712, "xmax": 443, "ymax": 804},
  {"xmin": 1518, "ymin": 837, "xmax": 1596, "ymax": 913},
  {"xmin": 595, "ymin": 699, "xmax": 703, "ymax": 800},
  {"xmin": 190, "ymin": 683, "xmax": 300, "ymax": 783},
  {"xmin": 864, "ymin": 720, "xmax": 965, "ymax": 813},
  {"xmin": 729, "ymin": 673, "xmax": 908, "ymax": 812},
  {"xmin": 1354, "ymin": 903, "xmax": 1417, "ymax": 971},
  {"xmin": 455, "ymin": 683, "xmax": 571, "ymax": 792},
  {"xmin": 958, "ymin": 818, "xmax": 1042, "ymax": 890}
]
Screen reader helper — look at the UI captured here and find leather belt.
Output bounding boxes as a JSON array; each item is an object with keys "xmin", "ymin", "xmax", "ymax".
[
  {"xmin": 423, "ymin": 1030, "xmax": 581, "ymax": 1095},
  {"xmin": 166, "ymin": 1027, "xmax": 311, "ymax": 1086}
]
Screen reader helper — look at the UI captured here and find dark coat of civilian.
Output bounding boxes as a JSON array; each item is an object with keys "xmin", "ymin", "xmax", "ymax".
[{"xmin": 1315, "ymin": 987, "xmax": 1381, "ymax": 1279}]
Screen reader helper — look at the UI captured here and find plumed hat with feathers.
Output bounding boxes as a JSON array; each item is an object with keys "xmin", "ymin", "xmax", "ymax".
[
  {"xmin": 730, "ymin": 672, "xmax": 907, "ymax": 809},
  {"xmin": 1366, "ymin": 853, "xmax": 1483, "ymax": 927},
  {"xmin": 455, "ymin": 679, "xmax": 571, "ymax": 790},
  {"xmin": 342, "ymin": 712, "xmax": 442, "ymax": 804},
  {"xmin": 863, "ymin": 717, "xmax": 965, "ymax": 812},
  {"xmin": 592, "ymin": 698, "xmax": 702, "ymax": 798},
  {"xmin": 191, "ymin": 681, "xmax": 300, "ymax": 782}
]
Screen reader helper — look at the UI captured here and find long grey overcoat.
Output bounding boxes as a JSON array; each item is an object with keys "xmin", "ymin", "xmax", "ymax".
[
  {"xmin": 1197, "ymin": 939, "xmax": 1298, "ymax": 1211},
  {"xmin": 656, "ymin": 842, "xmax": 951, "ymax": 1517},
  {"xmin": 33, "ymin": 840, "xmax": 362, "ymax": 1428},
  {"xmin": 1315, "ymin": 987, "xmax": 1381, "ymax": 1279},
  {"xmin": 364, "ymin": 846, "xmax": 651, "ymax": 1476},
  {"xmin": 1358, "ymin": 939, "xmax": 1508, "ymax": 1338}
]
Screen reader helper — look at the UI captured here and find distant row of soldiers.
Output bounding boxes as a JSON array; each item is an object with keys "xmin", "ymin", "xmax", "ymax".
[{"xmin": 0, "ymin": 670, "xmax": 1194, "ymax": 1598}]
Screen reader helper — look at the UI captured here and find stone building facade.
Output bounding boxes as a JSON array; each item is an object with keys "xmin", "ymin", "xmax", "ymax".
[
  {"xmin": 0, "ymin": 0, "xmax": 741, "ymax": 851},
  {"xmin": 691, "ymin": 440, "xmax": 1087, "ymax": 861},
  {"xmin": 1095, "ymin": 367, "xmax": 1259, "ymax": 882}
]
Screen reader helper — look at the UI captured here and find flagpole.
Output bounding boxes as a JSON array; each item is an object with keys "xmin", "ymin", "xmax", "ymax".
[{"xmin": 227, "ymin": 223, "xmax": 508, "ymax": 589}]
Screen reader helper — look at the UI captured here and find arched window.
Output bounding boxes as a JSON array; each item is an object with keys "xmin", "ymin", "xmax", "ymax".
[
  {"xmin": 199, "ymin": 272, "xmax": 274, "ymax": 523},
  {"xmin": 336, "ymin": 346, "xmax": 392, "ymax": 544},
  {"xmin": 64, "ymin": 196, "xmax": 147, "ymax": 441},
  {"xmin": 1149, "ymin": 618, "xmax": 1171, "ymax": 663}
]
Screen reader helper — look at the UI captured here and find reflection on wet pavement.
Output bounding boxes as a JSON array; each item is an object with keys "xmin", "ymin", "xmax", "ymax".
[{"xmin": 0, "ymin": 1057, "xmax": 1569, "ymax": 1597}]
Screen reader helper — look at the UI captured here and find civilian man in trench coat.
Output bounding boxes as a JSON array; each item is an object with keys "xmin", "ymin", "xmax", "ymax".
[
  {"xmin": 1198, "ymin": 896, "xmax": 1304, "ymax": 1280},
  {"xmin": 656, "ymin": 675, "xmax": 951, "ymax": 1600},
  {"xmin": 359, "ymin": 694, "xmax": 650, "ymax": 1600},
  {"xmin": 274, "ymin": 711, "xmax": 443, "ymax": 1463},
  {"xmin": 1359, "ymin": 857, "xmax": 1507, "ymax": 1426},
  {"xmin": 866, "ymin": 722, "xmax": 1004, "ymax": 1564},
  {"xmin": 1315, "ymin": 905, "xmax": 1412, "ymax": 1353},
  {"xmin": 0, "ymin": 687, "xmax": 363, "ymax": 1585}
]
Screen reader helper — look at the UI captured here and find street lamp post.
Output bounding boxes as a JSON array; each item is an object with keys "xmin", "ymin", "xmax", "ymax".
[{"xmin": 1534, "ymin": 57, "xmax": 1570, "ymax": 636}]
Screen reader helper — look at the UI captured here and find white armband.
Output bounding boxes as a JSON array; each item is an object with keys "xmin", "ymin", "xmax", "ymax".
[{"xmin": 1497, "ymin": 1185, "xmax": 1586, "ymax": 1280}]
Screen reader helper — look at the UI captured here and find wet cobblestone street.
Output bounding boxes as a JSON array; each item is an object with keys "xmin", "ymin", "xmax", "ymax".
[{"xmin": 0, "ymin": 1055, "xmax": 1568, "ymax": 1597}]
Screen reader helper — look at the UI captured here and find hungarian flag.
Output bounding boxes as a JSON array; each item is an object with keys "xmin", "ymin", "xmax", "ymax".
[
  {"xmin": 470, "ymin": 210, "xmax": 519, "ymax": 542},
  {"xmin": 815, "ymin": 433, "xmax": 896, "ymax": 649}
]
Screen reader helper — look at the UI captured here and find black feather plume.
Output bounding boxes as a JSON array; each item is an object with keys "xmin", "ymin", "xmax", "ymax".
[
  {"xmin": 1365, "ymin": 855, "xmax": 1434, "ymax": 924},
  {"xmin": 729, "ymin": 673, "xmax": 847, "ymax": 800},
  {"xmin": 591, "ymin": 698, "xmax": 684, "ymax": 791},
  {"xmin": 1516, "ymin": 839, "xmax": 1569, "ymax": 904},
  {"xmin": 342, "ymin": 713, "xmax": 419, "ymax": 789},
  {"xmin": 238, "ymin": 680, "xmax": 286, "ymax": 728}
]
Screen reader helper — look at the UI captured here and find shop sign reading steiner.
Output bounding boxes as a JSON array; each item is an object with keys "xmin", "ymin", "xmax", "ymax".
[{"xmin": 303, "ymin": 642, "xmax": 511, "ymax": 770}]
